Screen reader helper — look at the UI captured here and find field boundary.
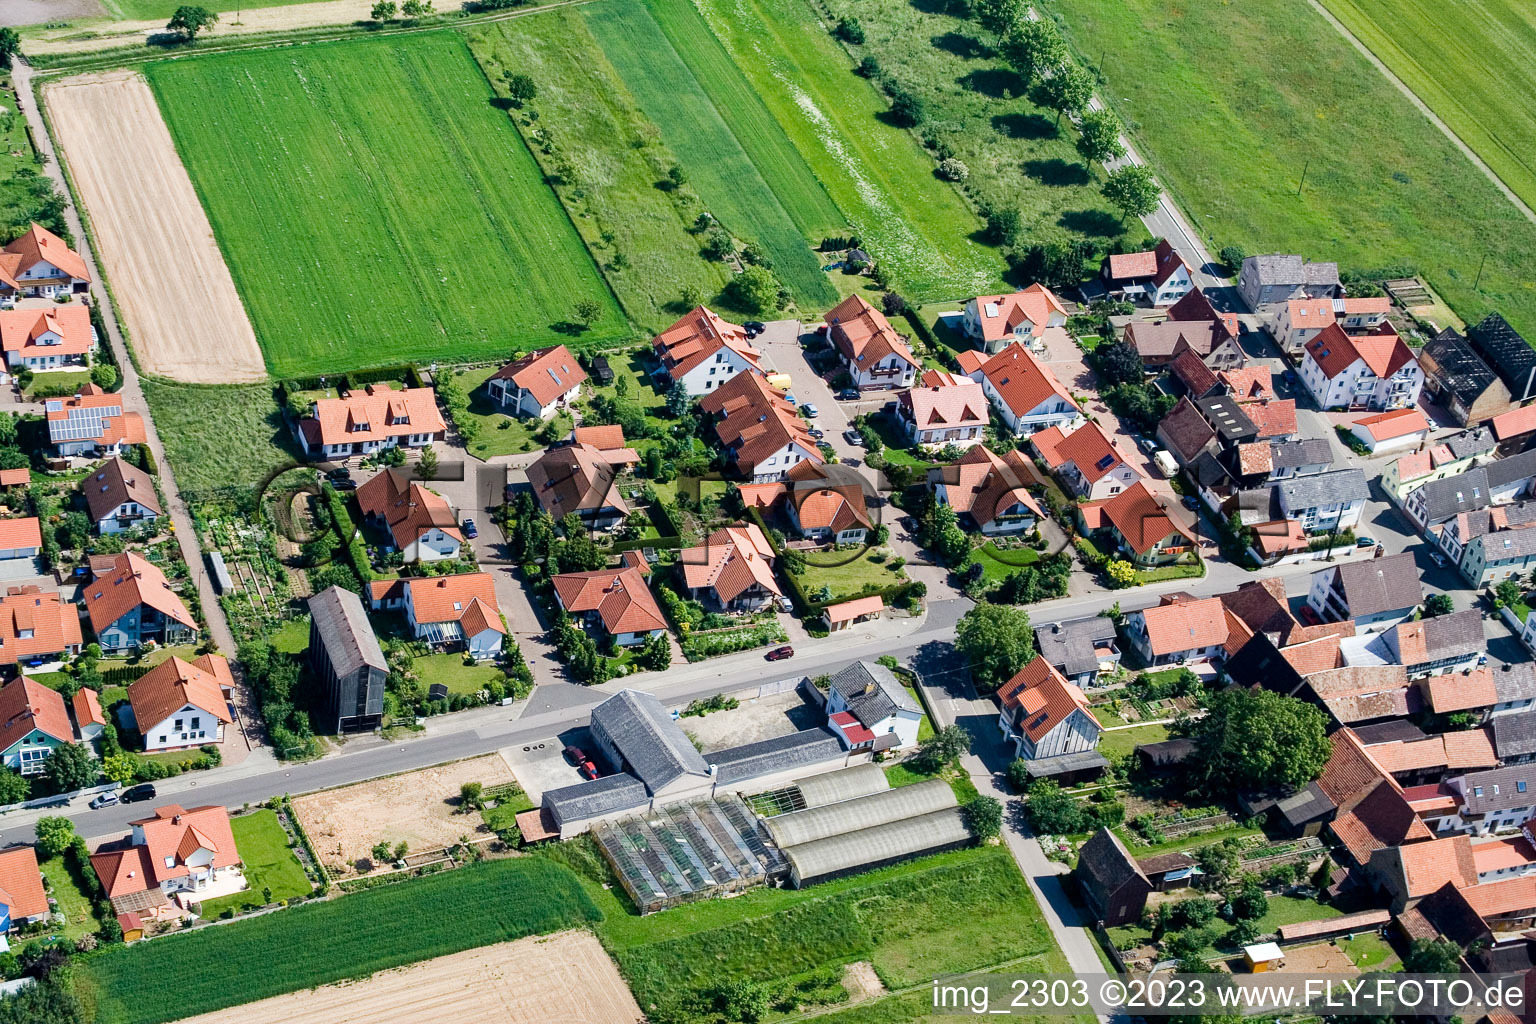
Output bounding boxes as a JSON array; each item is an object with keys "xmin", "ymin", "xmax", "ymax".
[{"xmin": 1304, "ymin": 0, "xmax": 1536, "ymax": 226}]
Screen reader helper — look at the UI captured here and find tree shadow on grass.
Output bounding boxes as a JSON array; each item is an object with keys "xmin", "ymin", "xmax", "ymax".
[
  {"xmin": 489, "ymin": 97, "xmax": 516, "ymax": 112},
  {"xmin": 549, "ymin": 321, "xmax": 591, "ymax": 337},
  {"xmin": 1058, "ymin": 208, "xmax": 1125, "ymax": 238},
  {"xmin": 1024, "ymin": 158, "xmax": 1091, "ymax": 187},
  {"xmin": 931, "ymin": 31, "xmax": 991, "ymax": 60},
  {"xmin": 959, "ymin": 67, "xmax": 1025, "ymax": 99},
  {"xmin": 991, "ymin": 112, "xmax": 1057, "ymax": 139}
]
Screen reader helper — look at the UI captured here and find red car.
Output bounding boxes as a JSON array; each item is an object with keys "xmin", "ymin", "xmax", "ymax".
[
  {"xmin": 562, "ymin": 745, "xmax": 587, "ymax": 766},
  {"xmin": 579, "ymin": 760, "xmax": 600, "ymax": 780},
  {"xmin": 765, "ymin": 645, "xmax": 795, "ymax": 662}
]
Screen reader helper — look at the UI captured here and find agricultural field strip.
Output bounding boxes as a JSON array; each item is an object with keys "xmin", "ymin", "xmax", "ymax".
[{"xmin": 145, "ymin": 32, "xmax": 624, "ymax": 379}]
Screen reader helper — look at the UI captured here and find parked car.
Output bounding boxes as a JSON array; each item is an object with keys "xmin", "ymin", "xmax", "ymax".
[
  {"xmin": 121, "ymin": 783, "xmax": 156, "ymax": 804},
  {"xmin": 326, "ymin": 467, "xmax": 351, "ymax": 480},
  {"xmin": 807, "ymin": 428, "xmax": 825, "ymax": 440},
  {"xmin": 332, "ymin": 478, "xmax": 357, "ymax": 491},
  {"xmin": 89, "ymin": 791, "xmax": 119, "ymax": 810},
  {"xmin": 802, "ymin": 403, "xmax": 819, "ymax": 418},
  {"xmin": 743, "ymin": 320, "xmax": 765, "ymax": 337},
  {"xmin": 579, "ymin": 760, "xmax": 600, "ymax": 780},
  {"xmin": 1432, "ymin": 552, "xmax": 1448, "ymax": 568},
  {"xmin": 1298, "ymin": 604, "xmax": 1322, "ymax": 626},
  {"xmin": 765, "ymin": 645, "xmax": 795, "ymax": 662},
  {"xmin": 462, "ymin": 518, "xmax": 478, "ymax": 539},
  {"xmin": 1135, "ymin": 436, "xmax": 1156, "ymax": 453},
  {"xmin": 1356, "ymin": 536, "xmax": 1377, "ymax": 548},
  {"xmin": 843, "ymin": 428, "xmax": 865, "ymax": 447},
  {"xmin": 784, "ymin": 393, "xmax": 798, "ymax": 406},
  {"xmin": 838, "ymin": 388, "xmax": 860, "ymax": 401},
  {"xmin": 562, "ymin": 745, "xmax": 587, "ymax": 766},
  {"xmin": 1180, "ymin": 495, "xmax": 1199, "ymax": 511}
]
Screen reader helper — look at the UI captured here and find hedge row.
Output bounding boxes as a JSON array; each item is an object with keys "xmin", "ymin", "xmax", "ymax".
[
  {"xmin": 744, "ymin": 506, "xmax": 919, "ymax": 613},
  {"xmin": 279, "ymin": 364, "xmax": 424, "ymax": 405},
  {"xmin": 323, "ymin": 483, "xmax": 374, "ymax": 584}
]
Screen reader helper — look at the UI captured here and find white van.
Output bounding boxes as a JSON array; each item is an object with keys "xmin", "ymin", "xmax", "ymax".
[{"xmin": 1153, "ymin": 450, "xmax": 1179, "ymax": 477}]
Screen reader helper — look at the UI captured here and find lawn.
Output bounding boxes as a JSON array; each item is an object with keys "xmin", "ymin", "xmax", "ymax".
[
  {"xmin": 269, "ymin": 616, "xmax": 310, "ymax": 655},
  {"xmin": 1135, "ymin": 562, "xmax": 1204, "ymax": 585},
  {"xmin": 78, "ymin": 857, "xmax": 601, "ymax": 1024},
  {"xmin": 1339, "ymin": 931, "xmax": 1399, "ymax": 970},
  {"xmin": 1097, "ymin": 722, "xmax": 1169, "ymax": 759},
  {"xmin": 38, "ymin": 854, "xmax": 98, "ymax": 942},
  {"xmin": 974, "ymin": 541, "xmax": 1041, "ymax": 584},
  {"xmin": 412, "ymin": 652, "xmax": 505, "ymax": 696},
  {"xmin": 1050, "ymin": 0, "xmax": 1536, "ymax": 340},
  {"xmin": 443, "ymin": 364, "xmax": 551, "ymax": 459},
  {"xmin": 1318, "ymin": 0, "xmax": 1536, "ymax": 214},
  {"xmin": 1254, "ymin": 894, "xmax": 1341, "ymax": 936},
  {"xmin": 464, "ymin": 13, "xmax": 734, "ymax": 332},
  {"xmin": 197, "ymin": 809, "xmax": 311, "ymax": 917},
  {"xmin": 24, "ymin": 368, "xmax": 93, "ymax": 398},
  {"xmin": 675, "ymin": 0, "xmax": 1006, "ymax": 301},
  {"xmin": 140, "ymin": 380, "xmax": 300, "ymax": 504},
  {"xmin": 583, "ymin": 0, "xmax": 839, "ymax": 309},
  {"xmin": 799, "ymin": 547, "xmax": 907, "ymax": 602},
  {"xmin": 145, "ymin": 32, "xmax": 625, "ymax": 379}
]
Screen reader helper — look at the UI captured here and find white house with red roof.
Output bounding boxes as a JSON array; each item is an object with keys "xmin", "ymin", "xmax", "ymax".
[
  {"xmin": 0, "ymin": 846, "xmax": 51, "ymax": 939},
  {"xmin": 1031, "ymin": 420, "xmax": 1143, "ymax": 501},
  {"xmin": 823, "ymin": 295, "xmax": 919, "ymax": 390},
  {"xmin": 700, "ymin": 370, "xmax": 821, "ymax": 482},
  {"xmin": 1276, "ymin": 296, "xmax": 1338, "ymax": 356},
  {"xmin": 1077, "ymin": 480, "xmax": 1195, "ymax": 567},
  {"xmin": 654, "ymin": 306, "xmax": 765, "ymax": 396},
  {"xmin": 896, "ymin": 370, "xmax": 987, "ymax": 448},
  {"xmin": 1300, "ymin": 323, "xmax": 1424, "ymax": 411},
  {"xmin": 45, "ymin": 384, "xmax": 145, "ymax": 458},
  {"xmin": 679, "ymin": 524, "xmax": 781, "ymax": 612},
  {"xmin": 783, "ymin": 461, "xmax": 871, "ymax": 544},
  {"xmin": 1350, "ymin": 408, "xmax": 1432, "ymax": 455},
  {"xmin": 374, "ymin": 573, "xmax": 503, "ymax": 660},
  {"xmin": 961, "ymin": 283, "xmax": 1067, "ymax": 354},
  {"xmin": 355, "ymin": 468, "xmax": 462, "ymax": 563},
  {"xmin": 485, "ymin": 345, "xmax": 586, "ymax": 419},
  {"xmin": 128, "ymin": 654, "xmax": 234, "ymax": 752},
  {"xmin": 297, "ymin": 384, "xmax": 445, "ymax": 460},
  {"xmin": 0, "ymin": 224, "xmax": 90, "ymax": 302},
  {"xmin": 553, "ymin": 566, "xmax": 666, "ymax": 647},
  {"xmin": 0, "ymin": 586, "xmax": 82, "ymax": 670},
  {"xmin": 995, "ymin": 655, "xmax": 1102, "ymax": 762},
  {"xmin": 958, "ymin": 342, "xmax": 1082, "ymax": 437},
  {"xmin": 0, "ymin": 305, "xmax": 93, "ymax": 371},
  {"xmin": 927, "ymin": 444, "xmax": 1043, "ymax": 534},
  {"xmin": 90, "ymin": 805, "xmax": 244, "ymax": 919},
  {"xmin": 1124, "ymin": 595, "xmax": 1240, "ymax": 666}
]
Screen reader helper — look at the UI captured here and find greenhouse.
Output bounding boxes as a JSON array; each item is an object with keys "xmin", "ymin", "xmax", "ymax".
[
  {"xmin": 763, "ymin": 778, "xmax": 957, "ymax": 849},
  {"xmin": 794, "ymin": 762, "xmax": 890, "ymax": 808},
  {"xmin": 783, "ymin": 807, "xmax": 973, "ymax": 886}
]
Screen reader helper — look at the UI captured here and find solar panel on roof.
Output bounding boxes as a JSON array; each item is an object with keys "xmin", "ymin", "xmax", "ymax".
[{"xmin": 1095, "ymin": 454, "xmax": 1115, "ymax": 471}]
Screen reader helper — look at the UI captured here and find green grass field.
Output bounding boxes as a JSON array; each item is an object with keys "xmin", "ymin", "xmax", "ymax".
[
  {"xmin": 198, "ymin": 810, "xmax": 312, "ymax": 917},
  {"xmin": 79, "ymin": 857, "xmax": 601, "ymax": 1024},
  {"xmin": 1319, "ymin": 0, "xmax": 1536, "ymax": 213},
  {"xmin": 140, "ymin": 380, "xmax": 299, "ymax": 503},
  {"xmin": 100, "ymin": 0, "xmax": 316, "ymax": 19},
  {"xmin": 464, "ymin": 13, "xmax": 735, "ymax": 331},
  {"xmin": 583, "ymin": 0, "xmax": 840, "ymax": 308},
  {"xmin": 672, "ymin": 0, "xmax": 1006, "ymax": 301},
  {"xmin": 412, "ymin": 652, "xmax": 504, "ymax": 695},
  {"xmin": 38, "ymin": 854, "xmax": 99, "ymax": 942},
  {"xmin": 1049, "ymin": 0, "xmax": 1536, "ymax": 339},
  {"xmin": 800, "ymin": 548, "xmax": 907, "ymax": 602},
  {"xmin": 145, "ymin": 32, "xmax": 625, "ymax": 378}
]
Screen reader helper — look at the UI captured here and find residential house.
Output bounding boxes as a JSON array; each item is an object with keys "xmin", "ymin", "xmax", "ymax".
[
  {"xmin": 0, "ymin": 677, "xmax": 74, "ymax": 776},
  {"xmin": 355, "ymin": 468, "xmax": 462, "ymax": 563},
  {"xmin": 0, "ymin": 585, "xmax": 82, "ymax": 669},
  {"xmin": 307, "ymin": 585, "xmax": 386, "ymax": 734},
  {"xmin": 1268, "ymin": 438, "xmax": 1332, "ymax": 480},
  {"xmin": 296, "ymin": 384, "xmax": 445, "ymax": 460},
  {"xmin": 1302, "ymin": 665, "xmax": 1414, "ymax": 727},
  {"xmin": 72, "ymin": 687, "xmax": 105, "ymax": 741},
  {"xmin": 784, "ymin": 462, "xmax": 871, "ymax": 544},
  {"xmin": 485, "ymin": 344, "xmax": 586, "ymax": 419},
  {"xmin": 1239, "ymin": 399, "xmax": 1299, "ymax": 443},
  {"xmin": 1195, "ymin": 395, "xmax": 1259, "ymax": 449},
  {"xmin": 680, "ymin": 524, "xmax": 781, "ymax": 612},
  {"xmin": 1419, "ymin": 328, "xmax": 1513, "ymax": 427},
  {"xmin": 1438, "ymin": 501, "xmax": 1536, "ymax": 565},
  {"xmin": 1306, "ymin": 553, "xmax": 1422, "ymax": 628},
  {"xmin": 0, "ymin": 846, "xmax": 50, "ymax": 939},
  {"xmin": 1100, "ymin": 250, "xmax": 1158, "ymax": 301},
  {"xmin": 825, "ymin": 660, "xmax": 923, "ymax": 752},
  {"xmin": 84, "ymin": 552, "xmax": 197, "ymax": 655},
  {"xmin": 1300, "ymin": 323, "xmax": 1423, "ymax": 412},
  {"xmin": 1238, "ymin": 253, "xmax": 1340, "ymax": 311},
  {"xmin": 1493, "ymin": 405, "xmax": 1536, "ymax": 455},
  {"xmin": 1124, "ymin": 319, "xmax": 1244, "ymax": 371},
  {"xmin": 653, "ymin": 306, "xmax": 765, "ymax": 396},
  {"xmin": 995, "ymin": 655, "xmax": 1104, "ymax": 781},
  {"xmin": 1034, "ymin": 617, "xmax": 1121, "ymax": 688},
  {"xmin": 1461, "ymin": 523, "xmax": 1536, "ymax": 588},
  {"xmin": 1369, "ymin": 834, "xmax": 1475, "ymax": 913},
  {"xmin": 128, "ymin": 654, "xmax": 233, "ymax": 752},
  {"xmin": 0, "ymin": 224, "xmax": 90, "ymax": 301},
  {"xmin": 1276, "ymin": 297, "xmax": 1338, "ymax": 356},
  {"xmin": 1275, "ymin": 468, "xmax": 1371, "ymax": 533},
  {"xmin": 1031, "ymin": 421, "xmax": 1142, "ymax": 501},
  {"xmin": 526, "ymin": 439, "xmax": 639, "ymax": 529},
  {"xmin": 896, "ymin": 371, "xmax": 987, "ymax": 448},
  {"xmin": 553, "ymin": 566, "xmax": 666, "ymax": 647},
  {"xmin": 1336, "ymin": 296, "xmax": 1393, "ymax": 333},
  {"xmin": 1382, "ymin": 610, "xmax": 1485, "ymax": 678},
  {"xmin": 82, "ymin": 457, "xmax": 160, "ymax": 536},
  {"xmin": 90, "ymin": 805, "xmax": 243, "ymax": 920},
  {"xmin": 1416, "ymin": 667, "xmax": 1500, "ymax": 728},
  {"xmin": 957, "ymin": 342, "xmax": 1081, "ymax": 437},
  {"xmin": 45, "ymin": 385, "xmax": 145, "ymax": 457},
  {"xmin": 372, "ymin": 573, "xmax": 504, "ymax": 660},
  {"xmin": 1350, "ymin": 408, "xmax": 1432, "ymax": 455},
  {"xmin": 1169, "ymin": 348, "xmax": 1220, "ymax": 399},
  {"xmin": 1079, "ymin": 481, "xmax": 1196, "ymax": 567},
  {"xmin": 823, "ymin": 295, "xmax": 918, "ymax": 390},
  {"xmin": 1074, "ymin": 827, "xmax": 1153, "ymax": 926},
  {"xmin": 1123, "ymin": 595, "xmax": 1242, "ymax": 666},
  {"xmin": 1166, "ymin": 288, "xmax": 1242, "ymax": 343},
  {"xmin": 1489, "ymin": 663, "xmax": 1536, "ymax": 720},
  {"xmin": 1143, "ymin": 240, "xmax": 1193, "ymax": 306},
  {"xmin": 700, "ymin": 370, "xmax": 822, "ymax": 483},
  {"xmin": 1494, "ymin": 713, "xmax": 1536, "ymax": 767},
  {"xmin": 1433, "ymin": 767, "xmax": 1536, "ymax": 837},
  {"xmin": 961, "ymin": 283, "xmax": 1068, "ymax": 354},
  {"xmin": 0, "ymin": 305, "xmax": 92, "ymax": 371},
  {"xmin": 1467, "ymin": 313, "xmax": 1536, "ymax": 405},
  {"xmin": 1403, "ymin": 449, "xmax": 1536, "ymax": 531},
  {"xmin": 0, "ymin": 519, "xmax": 40, "ymax": 565},
  {"xmin": 1383, "ymin": 427, "xmax": 1497, "ymax": 504},
  {"xmin": 926, "ymin": 445, "xmax": 1043, "ymax": 535},
  {"xmin": 1156, "ymin": 397, "xmax": 1217, "ymax": 467}
]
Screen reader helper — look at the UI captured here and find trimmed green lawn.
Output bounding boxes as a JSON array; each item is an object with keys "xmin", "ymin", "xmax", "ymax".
[
  {"xmin": 38, "ymin": 853, "xmax": 98, "ymax": 942},
  {"xmin": 141, "ymin": 380, "xmax": 300, "ymax": 504},
  {"xmin": 146, "ymin": 32, "xmax": 625, "ymax": 379},
  {"xmin": 1340, "ymin": 931, "xmax": 1399, "ymax": 970},
  {"xmin": 24, "ymin": 368, "xmax": 93, "ymax": 398},
  {"xmin": 1052, "ymin": 0, "xmax": 1536, "ymax": 340},
  {"xmin": 98, "ymin": 644, "xmax": 203, "ymax": 673},
  {"xmin": 446, "ymin": 365, "xmax": 553, "ymax": 459},
  {"xmin": 1255, "ymin": 895, "xmax": 1342, "ymax": 935},
  {"xmin": 974, "ymin": 541, "xmax": 1041, "ymax": 583},
  {"xmin": 1135, "ymin": 562, "xmax": 1205, "ymax": 585},
  {"xmin": 412, "ymin": 652, "xmax": 504, "ymax": 696},
  {"xmin": 269, "ymin": 617, "xmax": 309, "ymax": 656},
  {"xmin": 199, "ymin": 810, "xmax": 311, "ymax": 917},
  {"xmin": 799, "ymin": 547, "xmax": 907, "ymax": 602},
  {"xmin": 1097, "ymin": 722, "xmax": 1169, "ymax": 759}
]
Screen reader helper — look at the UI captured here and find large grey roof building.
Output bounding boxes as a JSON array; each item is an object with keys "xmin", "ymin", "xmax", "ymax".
[
  {"xmin": 1408, "ymin": 449, "xmax": 1536, "ymax": 526},
  {"xmin": 1269, "ymin": 438, "xmax": 1332, "ymax": 471},
  {"xmin": 710, "ymin": 728, "xmax": 844, "ymax": 785},
  {"xmin": 1277, "ymin": 468, "xmax": 1370, "ymax": 515},
  {"xmin": 1492, "ymin": 710, "xmax": 1536, "ymax": 762},
  {"xmin": 543, "ymin": 773, "xmax": 649, "ymax": 828},
  {"xmin": 307, "ymin": 585, "xmax": 386, "ymax": 733},
  {"xmin": 1035, "ymin": 616, "xmax": 1120, "ymax": 685},
  {"xmin": 1313, "ymin": 553, "xmax": 1422, "ymax": 620},
  {"xmin": 589, "ymin": 689, "xmax": 711, "ymax": 795}
]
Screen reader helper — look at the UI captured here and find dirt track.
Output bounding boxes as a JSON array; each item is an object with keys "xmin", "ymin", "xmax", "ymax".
[
  {"xmin": 25, "ymin": 0, "xmax": 376, "ymax": 54},
  {"xmin": 44, "ymin": 71, "xmax": 267, "ymax": 382},
  {"xmin": 171, "ymin": 930, "xmax": 644, "ymax": 1024}
]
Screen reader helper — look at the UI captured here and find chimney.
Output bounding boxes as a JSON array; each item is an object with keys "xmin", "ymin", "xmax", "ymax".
[
  {"xmin": 172, "ymin": 814, "xmax": 182, "ymax": 825},
  {"xmin": 1052, "ymin": 623, "xmax": 1061, "ymax": 634}
]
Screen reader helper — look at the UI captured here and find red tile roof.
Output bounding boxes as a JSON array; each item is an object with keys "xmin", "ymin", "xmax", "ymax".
[
  {"xmin": 303, "ymin": 384, "xmax": 445, "ymax": 449},
  {"xmin": 967, "ymin": 284, "xmax": 1068, "ymax": 343},
  {"xmin": 552, "ymin": 567, "xmax": 666, "ymax": 636},
  {"xmin": 0, "ymin": 676, "xmax": 71, "ymax": 754},
  {"xmin": 929, "ymin": 445, "xmax": 1044, "ymax": 528},
  {"xmin": 1100, "ymin": 481, "xmax": 1193, "ymax": 556},
  {"xmin": 968, "ymin": 342, "xmax": 1078, "ymax": 419},
  {"xmin": 1355, "ymin": 408, "xmax": 1430, "ymax": 442},
  {"xmin": 826, "ymin": 294, "xmax": 919, "ymax": 371},
  {"xmin": 1040, "ymin": 421, "xmax": 1136, "ymax": 486},
  {"xmin": 791, "ymin": 482, "xmax": 871, "ymax": 534},
  {"xmin": 1239, "ymin": 399, "xmax": 1298, "ymax": 439},
  {"xmin": 1463, "ymin": 874, "xmax": 1536, "ymax": 918},
  {"xmin": 355, "ymin": 469, "xmax": 462, "ymax": 552},
  {"xmin": 44, "ymin": 385, "xmax": 145, "ymax": 449},
  {"xmin": 91, "ymin": 805, "xmax": 239, "ymax": 901},
  {"xmin": 0, "ymin": 846, "xmax": 48, "ymax": 920},
  {"xmin": 572, "ymin": 424, "xmax": 626, "ymax": 451},
  {"xmin": 996, "ymin": 655, "xmax": 1098, "ymax": 742},
  {"xmin": 1170, "ymin": 348, "xmax": 1219, "ymax": 397},
  {"xmin": 127, "ymin": 654, "xmax": 233, "ymax": 733},
  {"xmin": 1166, "ymin": 288, "xmax": 1238, "ymax": 340},
  {"xmin": 84, "ymin": 552, "xmax": 195, "ymax": 636},
  {"xmin": 653, "ymin": 306, "xmax": 764, "ymax": 380},
  {"xmin": 1472, "ymin": 837, "xmax": 1536, "ymax": 876},
  {"xmin": 0, "ymin": 305, "xmax": 92, "ymax": 361},
  {"xmin": 1137, "ymin": 596, "xmax": 1230, "ymax": 656},
  {"xmin": 899, "ymin": 376, "xmax": 988, "ymax": 433},
  {"xmin": 1422, "ymin": 667, "xmax": 1497, "ymax": 714},
  {"xmin": 526, "ymin": 441, "xmax": 639, "ymax": 519},
  {"xmin": 1281, "ymin": 635, "xmax": 1343, "ymax": 675},
  {"xmin": 0, "ymin": 585, "xmax": 82, "ymax": 667},
  {"xmin": 0, "ymin": 468, "xmax": 28, "ymax": 488},
  {"xmin": 680, "ymin": 524, "xmax": 780, "ymax": 603},
  {"xmin": 1492, "ymin": 404, "xmax": 1536, "ymax": 442},
  {"xmin": 1220, "ymin": 366, "xmax": 1273, "ymax": 400},
  {"xmin": 829, "ymin": 710, "xmax": 876, "ymax": 746},
  {"xmin": 701, "ymin": 371, "xmax": 821, "ymax": 476},
  {"xmin": 823, "ymin": 595, "xmax": 884, "ymax": 624},
  {"xmin": 1286, "ymin": 298, "xmax": 1336, "ymax": 330},
  {"xmin": 1, "ymin": 224, "xmax": 89, "ymax": 286},
  {"xmin": 1389, "ymin": 834, "xmax": 1477, "ymax": 899},
  {"xmin": 72, "ymin": 685, "xmax": 105, "ymax": 729},
  {"xmin": 1106, "ymin": 251, "xmax": 1157, "ymax": 281},
  {"xmin": 1236, "ymin": 442, "xmax": 1272, "ymax": 476},
  {"xmin": 1304, "ymin": 322, "xmax": 1416, "ymax": 380},
  {"xmin": 0, "ymin": 517, "xmax": 40, "ymax": 553},
  {"xmin": 488, "ymin": 345, "xmax": 586, "ymax": 407},
  {"xmin": 405, "ymin": 574, "xmax": 503, "ymax": 634},
  {"xmin": 1318, "ymin": 728, "xmax": 1398, "ymax": 809}
]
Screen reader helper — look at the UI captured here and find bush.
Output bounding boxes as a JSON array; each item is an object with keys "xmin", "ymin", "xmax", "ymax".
[
  {"xmin": 834, "ymin": 16, "xmax": 865, "ymax": 43},
  {"xmin": 937, "ymin": 158, "xmax": 970, "ymax": 182},
  {"xmin": 1218, "ymin": 244, "xmax": 1246, "ymax": 272},
  {"xmin": 887, "ymin": 88, "xmax": 926, "ymax": 127},
  {"xmin": 855, "ymin": 55, "xmax": 881, "ymax": 78}
]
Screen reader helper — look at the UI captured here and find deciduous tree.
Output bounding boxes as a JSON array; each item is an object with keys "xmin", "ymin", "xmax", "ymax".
[
  {"xmin": 166, "ymin": 5, "xmax": 217, "ymax": 38},
  {"xmin": 1186, "ymin": 688, "xmax": 1331, "ymax": 796},
  {"xmin": 1037, "ymin": 60, "xmax": 1094, "ymax": 125},
  {"xmin": 965, "ymin": 796, "xmax": 1003, "ymax": 840},
  {"xmin": 974, "ymin": 0, "xmax": 1025, "ymax": 37},
  {"xmin": 0, "ymin": 27, "xmax": 20, "ymax": 70},
  {"xmin": 724, "ymin": 265, "xmax": 784, "ymax": 317},
  {"xmin": 43, "ymin": 742, "xmax": 97, "ymax": 795},
  {"xmin": 504, "ymin": 72, "xmax": 537, "ymax": 107},
  {"xmin": 955, "ymin": 602, "xmax": 1035, "ymax": 692},
  {"xmin": 998, "ymin": 19, "xmax": 1065, "ymax": 87},
  {"xmin": 369, "ymin": 1, "xmax": 396, "ymax": 20},
  {"xmin": 1422, "ymin": 593, "xmax": 1455, "ymax": 618},
  {"xmin": 1075, "ymin": 108, "xmax": 1125, "ymax": 166},
  {"xmin": 1101, "ymin": 164, "xmax": 1161, "ymax": 223},
  {"xmin": 34, "ymin": 817, "xmax": 77, "ymax": 860}
]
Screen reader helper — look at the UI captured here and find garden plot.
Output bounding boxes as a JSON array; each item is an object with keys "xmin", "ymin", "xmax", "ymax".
[{"xmin": 201, "ymin": 509, "xmax": 293, "ymax": 643}]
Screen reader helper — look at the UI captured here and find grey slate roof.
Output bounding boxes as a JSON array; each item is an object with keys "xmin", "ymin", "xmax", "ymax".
[
  {"xmin": 1479, "ymin": 525, "xmax": 1536, "ymax": 560},
  {"xmin": 1415, "ymin": 467, "xmax": 1494, "ymax": 523},
  {"xmin": 1195, "ymin": 395, "xmax": 1257, "ymax": 444},
  {"xmin": 709, "ymin": 727, "xmax": 843, "ymax": 785},
  {"xmin": 1485, "ymin": 448, "xmax": 1536, "ymax": 490},
  {"xmin": 307, "ymin": 585, "xmax": 386, "ymax": 680},
  {"xmin": 590, "ymin": 689, "xmax": 709, "ymax": 792},
  {"xmin": 1494, "ymin": 662, "xmax": 1536, "ymax": 704},
  {"xmin": 1277, "ymin": 468, "xmax": 1370, "ymax": 511},
  {"xmin": 1329, "ymin": 552, "xmax": 1422, "ymax": 616},
  {"xmin": 1274, "ymin": 780, "xmax": 1334, "ymax": 829},
  {"xmin": 1468, "ymin": 313, "xmax": 1536, "ymax": 402},
  {"xmin": 1188, "ymin": 450, "xmax": 1233, "ymax": 490},
  {"xmin": 1076, "ymin": 827, "xmax": 1149, "ymax": 913},
  {"xmin": 543, "ymin": 773, "xmax": 648, "ymax": 825},
  {"xmin": 1246, "ymin": 254, "xmax": 1305, "ymax": 286},
  {"xmin": 1353, "ymin": 719, "xmax": 1427, "ymax": 745},
  {"xmin": 1422, "ymin": 329, "xmax": 1497, "ymax": 408},
  {"xmin": 1409, "ymin": 609, "xmax": 1485, "ymax": 663},
  {"xmin": 1022, "ymin": 750, "xmax": 1109, "ymax": 778},
  {"xmin": 1455, "ymin": 764, "xmax": 1536, "ymax": 815},
  {"xmin": 828, "ymin": 660, "xmax": 919, "ymax": 729},
  {"xmin": 1444, "ymin": 426, "xmax": 1498, "ymax": 461},
  {"xmin": 1035, "ymin": 616, "xmax": 1118, "ymax": 678},
  {"xmin": 1492, "ymin": 710, "xmax": 1536, "ymax": 759},
  {"xmin": 1269, "ymin": 438, "xmax": 1333, "ymax": 469}
]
